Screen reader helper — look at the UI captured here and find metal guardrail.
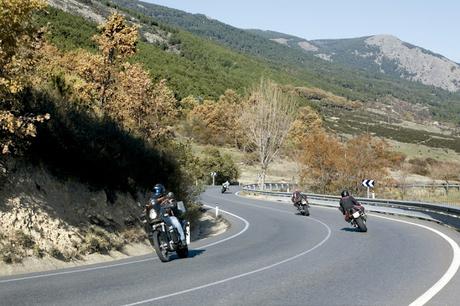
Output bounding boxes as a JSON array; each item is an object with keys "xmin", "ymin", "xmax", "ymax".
[{"xmin": 242, "ymin": 183, "xmax": 460, "ymax": 229}]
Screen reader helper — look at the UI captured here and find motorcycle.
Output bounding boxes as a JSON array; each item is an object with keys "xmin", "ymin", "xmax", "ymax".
[
  {"xmin": 344, "ymin": 205, "xmax": 367, "ymax": 232},
  {"xmin": 141, "ymin": 200, "xmax": 190, "ymax": 262},
  {"xmin": 295, "ymin": 198, "xmax": 310, "ymax": 216},
  {"xmin": 221, "ymin": 185, "xmax": 228, "ymax": 193}
]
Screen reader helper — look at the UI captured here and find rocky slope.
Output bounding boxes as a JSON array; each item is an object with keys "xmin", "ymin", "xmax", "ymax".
[
  {"xmin": 364, "ymin": 35, "xmax": 460, "ymax": 92},
  {"xmin": 258, "ymin": 30, "xmax": 460, "ymax": 92}
]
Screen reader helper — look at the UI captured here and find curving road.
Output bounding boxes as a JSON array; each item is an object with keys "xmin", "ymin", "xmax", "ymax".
[{"xmin": 1, "ymin": 187, "xmax": 460, "ymax": 305}]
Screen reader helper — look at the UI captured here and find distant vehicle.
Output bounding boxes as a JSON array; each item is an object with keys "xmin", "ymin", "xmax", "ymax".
[
  {"xmin": 221, "ymin": 181, "xmax": 230, "ymax": 193},
  {"xmin": 291, "ymin": 190, "xmax": 310, "ymax": 216},
  {"xmin": 296, "ymin": 197, "xmax": 310, "ymax": 216}
]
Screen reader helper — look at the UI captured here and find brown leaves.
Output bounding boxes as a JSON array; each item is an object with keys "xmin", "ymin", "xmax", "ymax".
[
  {"xmin": 0, "ymin": 111, "xmax": 50, "ymax": 154},
  {"xmin": 92, "ymin": 13, "xmax": 138, "ymax": 65},
  {"xmin": 185, "ymin": 90, "xmax": 245, "ymax": 146},
  {"xmin": 0, "ymin": 0, "xmax": 48, "ymax": 155},
  {"xmin": 299, "ymin": 132, "xmax": 394, "ymax": 195}
]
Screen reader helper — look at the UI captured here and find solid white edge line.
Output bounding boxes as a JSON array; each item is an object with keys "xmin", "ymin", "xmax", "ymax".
[
  {"xmin": 199, "ymin": 204, "xmax": 250, "ymax": 248},
  {"xmin": 237, "ymin": 191, "xmax": 460, "ymax": 306},
  {"xmin": 0, "ymin": 257, "xmax": 155, "ymax": 284},
  {"xmin": 122, "ymin": 216, "xmax": 331, "ymax": 306},
  {"xmin": 0, "ymin": 205, "xmax": 249, "ymax": 284},
  {"xmin": 372, "ymin": 215, "xmax": 460, "ymax": 306}
]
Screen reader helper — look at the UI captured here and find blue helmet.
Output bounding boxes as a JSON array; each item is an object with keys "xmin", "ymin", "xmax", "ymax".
[{"xmin": 152, "ymin": 184, "xmax": 166, "ymax": 198}]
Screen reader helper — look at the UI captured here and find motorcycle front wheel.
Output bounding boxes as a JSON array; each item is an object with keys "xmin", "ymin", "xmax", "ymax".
[
  {"xmin": 152, "ymin": 230, "xmax": 170, "ymax": 262},
  {"xmin": 355, "ymin": 217, "xmax": 367, "ymax": 232},
  {"xmin": 303, "ymin": 206, "xmax": 310, "ymax": 216}
]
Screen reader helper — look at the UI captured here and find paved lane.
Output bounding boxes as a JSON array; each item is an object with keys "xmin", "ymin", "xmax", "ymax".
[{"xmin": 1, "ymin": 187, "xmax": 459, "ymax": 305}]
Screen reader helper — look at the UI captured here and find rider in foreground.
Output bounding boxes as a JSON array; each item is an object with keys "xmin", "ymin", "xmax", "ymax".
[{"xmin": 150, "ymin": 184, "xmax": 186, "ymax": 245}]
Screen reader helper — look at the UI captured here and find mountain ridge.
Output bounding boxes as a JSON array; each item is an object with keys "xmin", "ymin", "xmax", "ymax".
[{"xmin": 249, "ymin": 29, "xmax": 460, "ymax": 92}]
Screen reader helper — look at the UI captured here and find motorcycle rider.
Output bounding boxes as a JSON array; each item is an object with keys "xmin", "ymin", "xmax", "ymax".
[
  {"xmin": 291, "ymin": 190, "xmax": 308, "ymax": 209},
  {"xmin": 222, "ymin": 180, "xmax": 230, "ymax": 190},
  {"xmin": 150, "ymin": 184, "xmax": 186, "ymax": 245},
  {"xmin": 339, "ymin": 190, "xmax": 362, "ymax": 222}
]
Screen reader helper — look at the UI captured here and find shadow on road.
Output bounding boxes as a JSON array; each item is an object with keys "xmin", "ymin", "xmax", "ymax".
[
  {"xmin": 340, "ymin": 227, "xmax": 362, "ymax": 232},
  {"xmin": 170, "ymin": 249, "xmax": 205, "ymax": 261},
  {"xmin": 187, "ymin": 249, "xmax": 205, "ymax": 258}
]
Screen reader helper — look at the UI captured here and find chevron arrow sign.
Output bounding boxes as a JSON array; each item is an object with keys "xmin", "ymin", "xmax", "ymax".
[{"xmin": 362, "ymin": 179, "xmax": 375, "ymax": 188}]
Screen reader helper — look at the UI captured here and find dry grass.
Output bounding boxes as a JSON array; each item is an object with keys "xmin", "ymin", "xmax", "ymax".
[{"xmin": 389, "ymin": 139, "xmax": 460, "ymax": 162}]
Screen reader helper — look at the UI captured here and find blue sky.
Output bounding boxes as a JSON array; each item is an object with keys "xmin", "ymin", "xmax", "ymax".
[{"xmin": 144, "ymin": 0, "xmax": 460, "ymax": 63}]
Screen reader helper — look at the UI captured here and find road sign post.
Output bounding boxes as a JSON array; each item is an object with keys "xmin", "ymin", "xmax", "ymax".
[
  {"xmin": 210, "ymin": 172, "xmax": 217, "ymax": 186},
  {"xmin": 362, "ymin": 179, "xmax": 375, "ymax": 198}
]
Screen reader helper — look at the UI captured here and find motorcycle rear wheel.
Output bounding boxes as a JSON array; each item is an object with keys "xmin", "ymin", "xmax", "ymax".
[
  {"xmin": 153, "ymin": 231, "xmax": 170, "ymax": 262},
  {"xmin": 355, "ymin": 217, "xmax": 367, "ymax": 232}
]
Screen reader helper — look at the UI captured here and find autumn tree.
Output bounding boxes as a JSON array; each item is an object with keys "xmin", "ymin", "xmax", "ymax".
[
  {"xmin": 299, "ymin": 129, "xmax": 344, "ymax": 193},
  {"xmin": 92, "ymin": 12, "xmax": 138, "ymax": 107},
  {"xmin": 0, "ymin": 0, "xmax": 49, "ymax": 155},
  {"xmin": 185, "ymin": 89, "xmax": 245, "ymax": 147},
  {"xmin": 36, "ymin": 14, "xmax": 178, "ymax": 143},
  {"xmin": 299, "ymin": 132, "xmax": 395, "ymax": 195},
  {"xmin": 106, "ymin": 63, "xmax": 178, "ymax": 141},
  {"xmin": 240, "ymin": 79, "xmax": 297, "ymax": 188},
  {"xmin": 338, "ymin": 134, "xmax": 393, "ymax": 195},
  {"xmin": 285, "ymin": 106, "xmax": 322, "ymax": 167}
]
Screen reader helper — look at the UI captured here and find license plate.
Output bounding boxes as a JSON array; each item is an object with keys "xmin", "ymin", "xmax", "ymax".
[{"xmin": 352, "ymin": 211, "xmax": 360, "ymax": 218}]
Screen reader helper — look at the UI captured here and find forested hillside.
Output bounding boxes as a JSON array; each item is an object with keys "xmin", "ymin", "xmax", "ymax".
[{"xmin": 107, "ymin": 0, "xmax": 460, "ymax": 123}]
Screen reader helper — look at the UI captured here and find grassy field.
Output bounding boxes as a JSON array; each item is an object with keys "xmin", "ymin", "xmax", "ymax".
[{"xmin": 388, "ymin": 140, "xmax": 460, "ymax": 162}]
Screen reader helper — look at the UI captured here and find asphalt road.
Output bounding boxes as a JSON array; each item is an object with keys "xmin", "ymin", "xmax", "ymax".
[{"xmin": 1, "ymin": 187, "xmax": 459, "ymax": 306}]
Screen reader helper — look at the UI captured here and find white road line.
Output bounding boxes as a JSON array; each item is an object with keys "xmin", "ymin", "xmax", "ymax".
[
  {"xmin": 0, "ymin": 257, "xmax": 155, "ymax": 284},
  {"xmin": 237, "ymin": 192, "xmax": 460, "ymax": 306},
  {"xmin": 199, "ymin": 204, "xmax": 249, "ymax": 248},
  {"xmin": 372, "ymin": 215, "xmax": 460, "ymax": 306},
  {"xmin": 0, "ymin": 206, "xmax": 248, "ymax": 284},
  {"xmin": 122, "ymin": 217, "xmax": 332, "ymax": 306}
]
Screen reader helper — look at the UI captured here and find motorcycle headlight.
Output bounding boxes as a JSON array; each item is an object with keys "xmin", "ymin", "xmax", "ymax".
[{"xmin": 149, "ymin": 209, "xmax": 158, "ymax": 220}]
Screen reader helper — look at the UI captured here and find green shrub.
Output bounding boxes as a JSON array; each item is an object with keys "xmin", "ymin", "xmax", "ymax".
[
  {"xmin": 197, "ymin": 147, "xmax": 239, "ymax": 184},
  {"xmin": 33, "ymin": 245, "xmax": 45, "ymax": 258},
  {"xmin": 82, "ymin": 227, "xmax": 112, "ymax": 254},
  {"xmin": 0, "ymin": 242, "xmax": 23, "ymax": 264},
  {"xmin": 183, "ymin": 202, "xmax": 203, "ymax": 228},
  {"xmin": 15, "ymin": 230, "xmax": 35, "ymax": 249},
  {"xmin": 49, "ymin": 247, "xmax": 65, "ymax": 260}
]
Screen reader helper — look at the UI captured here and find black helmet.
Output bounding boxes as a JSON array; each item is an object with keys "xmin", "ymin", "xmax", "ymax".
[
  {"xmin": 152, "ymin": 184, "xmax": 166, "ymax": 197},
  {"xmin": 341, "ymin": 190, "xmax": 349, "ymax": 197}
]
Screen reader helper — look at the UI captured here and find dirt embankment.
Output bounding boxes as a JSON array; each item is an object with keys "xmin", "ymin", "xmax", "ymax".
[{"xmin": 0, "ymin": 164, "xmax": 228, "ymax": 276}]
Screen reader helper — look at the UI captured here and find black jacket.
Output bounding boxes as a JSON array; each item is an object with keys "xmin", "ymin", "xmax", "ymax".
[{"xmin": 339, "ymin": 196, "xmax": 360, "ymax": 214}]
